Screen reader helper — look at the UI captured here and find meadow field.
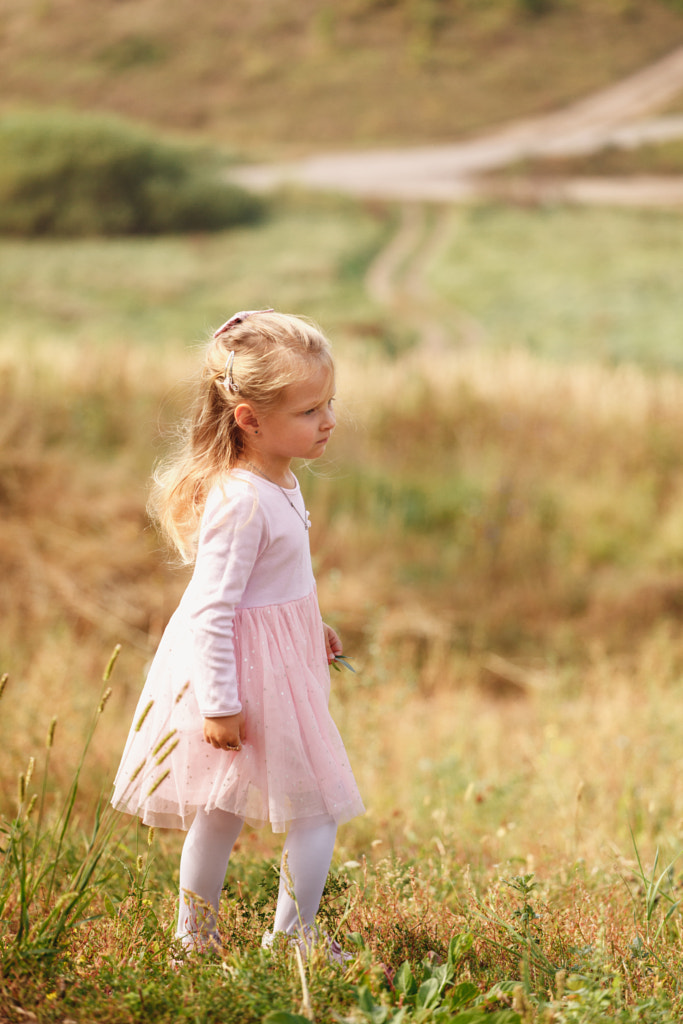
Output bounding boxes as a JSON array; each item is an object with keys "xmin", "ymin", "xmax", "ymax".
[{"xmin": 3, "ymin": 193, "xmax": 683, "ymax": 1021}]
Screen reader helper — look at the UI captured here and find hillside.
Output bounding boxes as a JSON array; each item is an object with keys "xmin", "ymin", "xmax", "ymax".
[{"xmin": 2, "ymin": 1, "xmax": 683, "ymax": 154}]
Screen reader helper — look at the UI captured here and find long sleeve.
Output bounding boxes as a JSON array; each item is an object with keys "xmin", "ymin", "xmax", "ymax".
[{"xmin": 185, "ymin": 483, "xmax": 267, "ymax": 717}]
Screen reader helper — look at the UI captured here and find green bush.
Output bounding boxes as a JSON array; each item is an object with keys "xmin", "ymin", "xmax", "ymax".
[{"xmin": 0, "ymin": 111, "xmax": 264, "ymax": 236}]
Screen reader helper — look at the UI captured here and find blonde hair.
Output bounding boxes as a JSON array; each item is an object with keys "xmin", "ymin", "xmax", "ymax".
[{"xmin": 149, "ymin": 311, "xmax": 334, "ymax": 562}]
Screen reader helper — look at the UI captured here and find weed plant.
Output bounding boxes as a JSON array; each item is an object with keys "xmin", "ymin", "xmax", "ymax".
[
  {"xmin": 3, "ymin": 674, "xmax": 683, "ymax": 1024},
  {"xmin": 0, "ymin": 651, "xmax": 530, "ymax": 1023},
  {"xmin": 0, "ymin": 111, "xmax": 264, "ymax": 236}
]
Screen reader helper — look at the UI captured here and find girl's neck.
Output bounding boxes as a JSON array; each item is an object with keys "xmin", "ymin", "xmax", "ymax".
[{"xmin": 238, "ymin": 455, "xmax": 295, "ymax": 489}]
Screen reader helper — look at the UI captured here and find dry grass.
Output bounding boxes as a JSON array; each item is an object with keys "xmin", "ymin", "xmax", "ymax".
[
  {"xmin": 492, "ymin": 136, "xmax": 683, "ymax": 178},
  {"xmin": 4, "ymin": 341, "xmax": 683, "ymax": 1019},
  {"xmin": 1, "ymin": 1, "xmax": 683, "ymax": 151},
  {"xmin": 322, "ymin": 347, "xmax": 683, "ymax": 662},
  {"xmin": 3, "ymin": 341, "xmax": 683, "ymax": 871}
]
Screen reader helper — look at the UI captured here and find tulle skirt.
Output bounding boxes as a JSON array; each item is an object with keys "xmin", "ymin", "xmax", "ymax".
[{"xmin": 111, "ymin": 591, "xmax": 364, "ymax": 832}]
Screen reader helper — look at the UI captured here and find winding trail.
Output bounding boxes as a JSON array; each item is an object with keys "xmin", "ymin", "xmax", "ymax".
[
  {"xmin": 365, "ymin": 204, "xmax": 488, "ymax": 352},
  {"xmin": 364, "ymin": 205, "xmax": 452, "ymax": 351},
  {"xmin": 364, "ymin": 204, "xmax": 478, "ymax": 352}
]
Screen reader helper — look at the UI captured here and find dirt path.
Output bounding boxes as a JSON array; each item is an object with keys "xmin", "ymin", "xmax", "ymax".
[
  {"xmin": 365, "ymin": 205, "xmax": 452, "ymax": 350},
  {"xmin": 365, "ymin": 204, "xmax": 488, "ymax": 352},
  {"xmin": 235, "ymin": 43, "xmax": 683, "ymax": 205}
]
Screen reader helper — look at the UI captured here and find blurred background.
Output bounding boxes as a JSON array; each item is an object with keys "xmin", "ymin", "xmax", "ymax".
[{"xmin": 3, "ymin": 0, "xmax": 683, "ymax": 872}]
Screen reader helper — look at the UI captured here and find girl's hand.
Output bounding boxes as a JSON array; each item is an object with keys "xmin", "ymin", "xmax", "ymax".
[
  {"xmin": 203, "ymin": 711, "xmax": 246, "ymax": 752},
  {"xmin": 323, "ymin": 622, "xmax": 343, "ymax": 663}
]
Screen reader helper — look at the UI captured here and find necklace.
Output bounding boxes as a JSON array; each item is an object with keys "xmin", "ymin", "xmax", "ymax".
[{"xmin": 245, "ymin": 462, "xmax": 311, "ymax": 530}]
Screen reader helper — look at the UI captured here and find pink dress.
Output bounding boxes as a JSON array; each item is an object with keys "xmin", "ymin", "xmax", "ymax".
[{"xmin": 112, "ymin": 469, "xmax": 364, "ymax": 833}]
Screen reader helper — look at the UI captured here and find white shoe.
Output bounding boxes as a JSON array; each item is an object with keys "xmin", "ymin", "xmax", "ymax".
[
  {"xmin": 261, "ymin": 927, "xmax": 353, "ymax": 966},
  {"xmin": 176, "ymin": 930, "xmax": 224, "ymax": 957}
]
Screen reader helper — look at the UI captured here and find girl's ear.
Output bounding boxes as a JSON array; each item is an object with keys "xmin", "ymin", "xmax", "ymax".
[{"xmin": 234, "ymin": 402, "xmax": 260, "ymax": 434}]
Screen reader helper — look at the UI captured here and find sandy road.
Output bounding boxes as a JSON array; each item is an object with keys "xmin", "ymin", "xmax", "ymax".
[{"xmin": 235, "ymin": 44, "xmax": 683, "ymax": 205}]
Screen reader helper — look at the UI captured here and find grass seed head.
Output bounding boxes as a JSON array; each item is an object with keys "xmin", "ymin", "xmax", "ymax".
[
  {"xmin": 97, "ymin": 686, "xmax": 113, "ymax": 714},
  {"xmin": 129, "ymin": 758, "xmax": 147, "ymax": 783},
  {"xmin": 146, "ymin": 768, "xmax": 170, "ymax": 796},
  {"xmin": 175, "ymin": 682, "xmax": 190, "ymax": 704},
  {"xmin": 135, "ymin": 700, "xmax": 154, "ymax": 732},
  {"xmin": 46, "ymin": 717, "xmax": 57, "ymax": 749},
  {"xmin": 103, "ymin": 644, "xmax": 121, "ymax": 682},
  {"xmin": 151, "ymin": 729, "xmax": 178, "ymax": 758},
  {"xmin": 154, "ymin": 738, "xmax": 179, "ymax": 766}
]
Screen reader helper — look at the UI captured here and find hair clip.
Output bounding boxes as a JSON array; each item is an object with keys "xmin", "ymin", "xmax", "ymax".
[
  {"xmin": 212, "ymin": 308, "xmax": 274, "ymax": 339},
  {"xmin": 223, "ymin": 350, "xmax": 239, "ymax": 392}
]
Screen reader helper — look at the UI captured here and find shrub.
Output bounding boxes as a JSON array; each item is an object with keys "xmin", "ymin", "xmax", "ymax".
[{"xmin": 0, "ymin": 111, "xmax": 264, "ymax": 236}]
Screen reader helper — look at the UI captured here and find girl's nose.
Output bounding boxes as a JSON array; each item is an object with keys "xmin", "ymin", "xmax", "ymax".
[{"xmin": 323, "ymin": 405, "xmax": 336, "ymax": 430}]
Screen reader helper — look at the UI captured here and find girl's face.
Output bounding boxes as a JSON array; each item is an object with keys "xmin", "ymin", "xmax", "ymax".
[{"xmin": 250, "ymin": 362, "xmax": 336, "ymax": 468}]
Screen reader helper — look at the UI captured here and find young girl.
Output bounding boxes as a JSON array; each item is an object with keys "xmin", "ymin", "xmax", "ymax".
[{"xmin": 112, "ymin": 309, "xmax": 364, "ymax": 956}]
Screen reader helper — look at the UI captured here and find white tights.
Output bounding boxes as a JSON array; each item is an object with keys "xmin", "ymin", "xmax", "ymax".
[{"xmin": 176, "ymin": 807, "xmax": 337, "ymax": 949}]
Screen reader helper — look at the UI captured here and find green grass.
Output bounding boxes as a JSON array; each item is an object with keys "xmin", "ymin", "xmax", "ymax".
[
  {"xmin": 426, "ymin": 204, "xmax": 683, "ymax": 369},
  {"xmin": 5, "ymin": 664, "xmax": 683, "ymax": 1022},
  {"xmin": 4, "ymin": 199, "xmax": 683, "ymax": 369},
  {"xmin": 0, "ymin": 193, "xmax": 390, "ymax": 350}
]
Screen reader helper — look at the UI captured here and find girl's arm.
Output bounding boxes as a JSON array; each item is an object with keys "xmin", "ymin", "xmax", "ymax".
[{"xmin": 188, "ymin": 485, "xmax": 265, "ymax": 718}]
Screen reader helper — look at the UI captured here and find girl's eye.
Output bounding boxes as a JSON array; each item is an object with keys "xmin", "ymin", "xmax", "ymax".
[{"xmin": 303, "ymin": 397, "xmax": 334, "ymax": 415}]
